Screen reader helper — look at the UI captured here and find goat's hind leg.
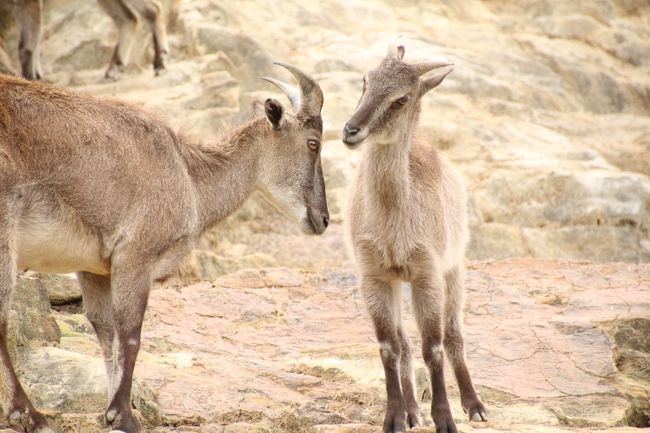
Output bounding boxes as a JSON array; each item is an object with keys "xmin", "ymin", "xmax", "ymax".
[
  {"xmin": 97, "ymin": 0, "xmax": 138, "ymax": 80},
  {"xmin": 443, "ymin": 266, "xmax": 487, "ymax": 422},
  {"xmin": 15, "ymin": 0, "xmax": 43, "ymax": 80},
  {"xmin": 104, "ymin": 252, "xmax": 154, "ymax": 433},
  {"xmin": 127, "ymin": 0, "xmax": 169, "ymax": 74},
  {"xmin": 77, "ymin": 272, "xmax": 120, "ymax": 402},
  {"xmin": 0, "ymin": 195, "xmax": 52, "ymax": 432}
]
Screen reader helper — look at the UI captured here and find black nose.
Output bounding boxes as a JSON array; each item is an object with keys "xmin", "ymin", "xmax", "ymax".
[
  {"xmin": 344, "ymin": 123, "xmax": 360, "ymax": 136},
  {"xmin": 323, "ymin": 215, "xmax": 329, "ymax": 228}
]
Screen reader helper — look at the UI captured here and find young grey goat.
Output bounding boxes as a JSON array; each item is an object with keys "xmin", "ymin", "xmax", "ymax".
[
  {"xmin": 342, "ymin": 42, "xmax": 487, "ymax": 433},
  {"xmin": 0, "ymin": 62, "xmax": 328, "ymax": 433}
]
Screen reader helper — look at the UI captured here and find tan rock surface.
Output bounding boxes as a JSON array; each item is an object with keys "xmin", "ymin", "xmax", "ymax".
[
  {"xmin": 7, "ymin": 274, "xmax": 61, "ymax": 358},
  {"xmin": 143, "ymin": 260, "xmax": 650, "ymax": 431},
  {"xmin": 7, "ymin": 260, "xmax": 646, "ymax": 432}
]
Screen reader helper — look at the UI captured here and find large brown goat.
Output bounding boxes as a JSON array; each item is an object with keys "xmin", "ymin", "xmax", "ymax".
[{"xmin": 0, "ymin": 63, "xmax": 328, "ymax": 433}]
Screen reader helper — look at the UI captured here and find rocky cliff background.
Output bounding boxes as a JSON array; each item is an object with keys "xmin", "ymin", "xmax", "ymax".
[
  {"xmin": 1, "ymin": 0, "xmax": 649, "ymax": 432},
  {"xmin": 5, "ymin": 0, "xmax": 649, "ymax": 267}
]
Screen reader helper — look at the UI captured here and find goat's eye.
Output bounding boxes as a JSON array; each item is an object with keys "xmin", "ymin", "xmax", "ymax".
[
  {"xmin": 395, "ymin": 95, "xmax": 410, "ymax": 106},
  {"xmin": 307, "ymin": 139, "xmax": 320, "ymax": 151}
]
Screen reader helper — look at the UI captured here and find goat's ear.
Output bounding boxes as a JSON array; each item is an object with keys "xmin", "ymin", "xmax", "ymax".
[
  {"xmin": 252, "ymin": 99, "xmax": 266, "ymax": 118},
  {"xmin": 420, "ymin": 67, "xmax": 453, "ymax": 95},
  {"xmin": 264, "ymin": 98, "xmax": 284, "ymax": 130}
]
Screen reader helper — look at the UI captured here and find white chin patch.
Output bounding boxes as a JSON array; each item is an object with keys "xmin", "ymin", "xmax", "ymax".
[
  {"xmin": 259, "ymin": 187, "xmax": 305, "ymax": 226},
  {"xmin": 298, "ymin": 206, "xmax": 315, "ymax": 234},
  {"xmin": 300, "ymin": 218, "xmax": 315, "ymax": 235}
]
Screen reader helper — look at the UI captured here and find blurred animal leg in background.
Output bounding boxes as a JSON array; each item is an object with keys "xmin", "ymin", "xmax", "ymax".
[
  {"xmin": 15, "ymin": 0, "xmax": 43, "ymax": 80},
  {"xmin": 0, "ymin": 2, "xmax": 18, "ymax": 76},
  {"xmin": 128, "ymin": 0, "xmax": 169, "ymax": 74},
  {"xmin": 98, "ymin": 0, "xmax": 139, "ymax": 80}
]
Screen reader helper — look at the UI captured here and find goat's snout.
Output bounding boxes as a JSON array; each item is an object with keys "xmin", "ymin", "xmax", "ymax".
[
  {"xmin": 344, "ymin": 123, "xmax": 360, "ymax": 136},
  {"xmin": 305, "ymin": 206, "xmax": 329, "ymax": 235},
  {"xmin": 342, "ymin": 122, "xmax": 368, "ymax": 147}
]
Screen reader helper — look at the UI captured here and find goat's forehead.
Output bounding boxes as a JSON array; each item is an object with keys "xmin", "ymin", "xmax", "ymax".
[
  {"xmin": 297, "ymin": 114, "xmax": 323, "ymax": 135},
  {"xmin": 368, "ymin": 59, "xmax": 417, "ymax": 89}
]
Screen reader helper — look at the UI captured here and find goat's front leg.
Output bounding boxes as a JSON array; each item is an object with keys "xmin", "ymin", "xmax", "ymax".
[
  {"xmin": 396, "ymin": 327, "xmax": 422, "ymax": 428},
  {"xmin": 361, "ymin": 275, "xmax": 408, "ymax": 433},
  {"xmin": 411, "ymin": 269, "xmax": 456, "ymax": 433},
  {"xmin": 104, "ymin": 265, "xmax": 151, "ymax": 433},
  {"xmin": 134, "ymin": 0, "xmax": 169, "ymax": 74},
  {"xmin": 391, "ymin": 280, "xmax": 422, "ymax": 429},
  {"xmin": 77, "ymin": 272, "xmax": 120, "ymax": 401}
]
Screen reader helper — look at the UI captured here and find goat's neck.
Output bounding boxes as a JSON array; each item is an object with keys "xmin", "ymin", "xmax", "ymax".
[
  {"xmin": 362, "ymin": 126, "xmax": 415, "ymax": 211},
  {"xmin": 182, "ymin": 118, "xmax": 268, "ymax": 233}
]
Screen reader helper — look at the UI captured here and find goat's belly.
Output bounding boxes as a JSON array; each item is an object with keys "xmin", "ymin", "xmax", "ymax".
[{"xmin": 16, "ymin": 215, "xmax": 110, "ymax": 276}]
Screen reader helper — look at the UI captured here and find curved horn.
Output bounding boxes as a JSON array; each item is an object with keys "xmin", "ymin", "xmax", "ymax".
[
  {"xmin": 260, "ymin": 77, "xmax": 300, "ymax": 111},
  {"xmin": 274, "ymin": 61, "xmax": 323, "ymax": 117},
  {"xmin": 413, "ymin": 61, "xmax": 453, "ymax": 76}
]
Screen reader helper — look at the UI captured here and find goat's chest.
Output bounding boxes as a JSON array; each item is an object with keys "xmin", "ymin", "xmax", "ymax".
[{"xmin": 356, "ymin": 207, "xmax": 423, "ymax": 271}]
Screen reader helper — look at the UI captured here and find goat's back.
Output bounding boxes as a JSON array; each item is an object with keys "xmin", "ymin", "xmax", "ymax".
[{"xmin": 0, "ymin": 75, "xmax": 196, "ymax": 240}]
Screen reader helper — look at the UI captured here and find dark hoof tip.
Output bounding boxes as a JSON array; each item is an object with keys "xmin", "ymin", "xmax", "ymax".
[
  {"xmin": 104, "ymin": 72, "xmax": 121, "ymax": 82},
  {"xmin": 154, "ymin": 66, "xmax": 167, "ymax": 77}
]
